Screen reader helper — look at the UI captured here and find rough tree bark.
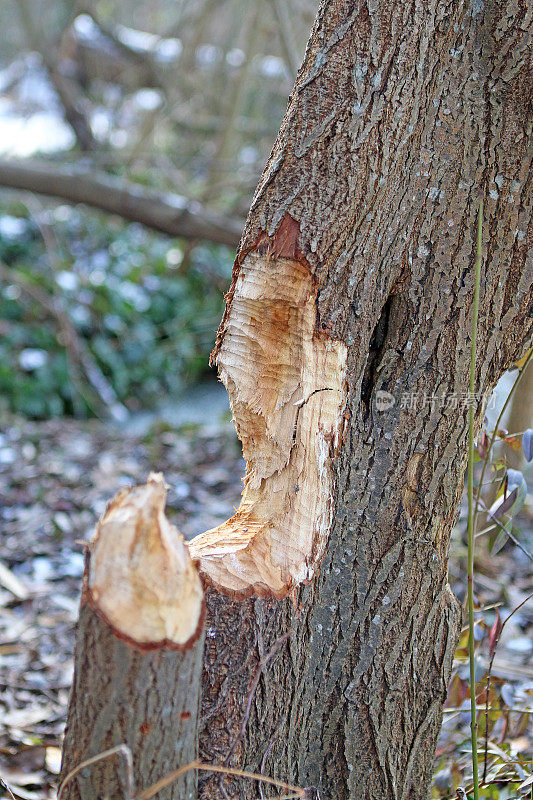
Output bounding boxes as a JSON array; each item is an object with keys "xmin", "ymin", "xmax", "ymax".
[
  {"xmin": 61, "ymin": 1, "xmax": 532, "ymax": 800},
  {"xmin": 192, "ymin": 1, "xmax": 532, "ymax": 798}
]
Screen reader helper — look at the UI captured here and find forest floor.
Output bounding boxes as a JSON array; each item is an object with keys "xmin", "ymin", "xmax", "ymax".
[{"xmin": 0, "ymin": 407, "xmax": 532, "ymax": 799}]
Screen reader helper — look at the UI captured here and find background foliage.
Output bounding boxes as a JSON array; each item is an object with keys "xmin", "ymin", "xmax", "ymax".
[{"xmin": 0, "ymin": 202, "xmax": 233, "ymax": 418}]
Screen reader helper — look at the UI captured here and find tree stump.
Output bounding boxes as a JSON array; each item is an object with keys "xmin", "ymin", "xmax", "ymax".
[{"xmin": 59, "ymin": 474, "xmax": 205, "ymax": 800}]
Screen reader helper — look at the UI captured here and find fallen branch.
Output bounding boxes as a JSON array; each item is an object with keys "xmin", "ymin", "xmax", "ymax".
[{"xmin": 0, "ymin": 159, "xmax": 243, "ymax": 247}]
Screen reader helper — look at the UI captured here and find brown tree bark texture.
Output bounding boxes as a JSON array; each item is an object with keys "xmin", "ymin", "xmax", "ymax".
[
  {"xmin": 60, "ymin": 601, "xmax": 203, "ymax": 800},
  {"xmin": 197, "ymin": 1, "xmax": 532, "ymax": 799}
]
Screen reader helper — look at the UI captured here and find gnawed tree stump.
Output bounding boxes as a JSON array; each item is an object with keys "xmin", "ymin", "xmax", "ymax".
[{"xmin": 59, "ymin": 474, "xmax": 205, "ymax": 800}]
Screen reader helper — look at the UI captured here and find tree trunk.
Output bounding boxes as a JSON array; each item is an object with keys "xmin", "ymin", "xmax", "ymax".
[
  {"xmin": 61, "ymin": 1, "xmax": 532, "ymax": 799},
  {"xmin": 190, "ymin": 1, "xmax": 532, "ymax": 798},
  {"xmin": 60, "ymin": 475, "xmax": 205, "ymax": 800}
]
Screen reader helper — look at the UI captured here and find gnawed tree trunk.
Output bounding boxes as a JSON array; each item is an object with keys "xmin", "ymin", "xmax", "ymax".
[
  {"xmin": 59, "ymin": 475, "xmax": 205, "ymax": 800},
  {"xmin": 190, "ymin": 0, "xmax": 532, "ymax": 798},
  {"xmin": 61, "ymin": 1, "xmax": 532, "ymax": 799}
]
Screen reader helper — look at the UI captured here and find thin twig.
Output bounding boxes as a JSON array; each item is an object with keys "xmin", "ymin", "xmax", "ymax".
[
  {"xmin": 0, "ymin": 777, "xmax": 17, "ymax": 800},
  {"xmin": 29, "ymin": 202, "xmax": 125, "ymax": 419},
  {"xmin": 225, "ymin": 632, "xmax": 290, "ymax": 764},
  {"xmin": 57, "ymin": 744, "xmax": 134, "ymax": 800},
  {"xmin": 254, "ymin": 794, "xmax": 302, "ymax": 800},
  {"xmin": 467, "ymin": 200, "xmax": 483, "ymax": 800},
  {"xmin": 133, "ymin": 760, "xmax": 197, "ymax": 800},
  {"xmin": 260, "ymin": 730, "xmax": 281, "ymax": 799},
  {"xmin": 218, "ymin": 777, "xmax": 232, "ymax": 800},
  {"xmin": 133, "ymin": 760, "xmax": 306, "ymax": 800},
  {"xmin": 441, "ymin": 775, "xmax": 533, "ymax": 799},
  {"xmin": 482, "ymin": 589, "xmax": 533, "ymax": 784},
  {"xmin": 443, "ymin": 704, "xmax": 533, "ymax": 714}
]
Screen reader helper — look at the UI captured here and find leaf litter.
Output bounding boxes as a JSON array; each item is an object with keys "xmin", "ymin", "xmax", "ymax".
[{"xmin": 0, "ymin": 411, "xmax": 531, "ymax": 798}]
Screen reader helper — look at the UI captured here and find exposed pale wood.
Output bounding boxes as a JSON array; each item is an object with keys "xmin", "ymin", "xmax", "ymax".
[
  {"xmin": 90, "ymin": 474, "xmax": 204, "ymax": 648},
  {"xmin": 190, "ymin": 251, "xmax": 347, "ymax": 597}
]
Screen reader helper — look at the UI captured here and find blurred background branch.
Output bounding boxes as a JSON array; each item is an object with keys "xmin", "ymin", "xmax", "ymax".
[
  {"xmin": 0, "ymin": 159, "xmax": 243, "ymax": 246},
  {"xmin": 0, "ymin": 0, "xmax": 314, "ymax": 213}
]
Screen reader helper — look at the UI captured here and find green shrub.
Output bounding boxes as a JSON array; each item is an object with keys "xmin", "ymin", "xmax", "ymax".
[{"xmin": 0, "ymin": 203, "xmax": 233, "ymax": 418}]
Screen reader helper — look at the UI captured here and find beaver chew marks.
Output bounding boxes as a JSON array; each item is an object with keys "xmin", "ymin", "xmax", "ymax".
[
  {"xmin": 89, "ymin": 473, "xmax": 204, "ymax": 648},
  {"xmin": 189, "ymin": 253, "xmax": 347, "ymax": 598}
]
